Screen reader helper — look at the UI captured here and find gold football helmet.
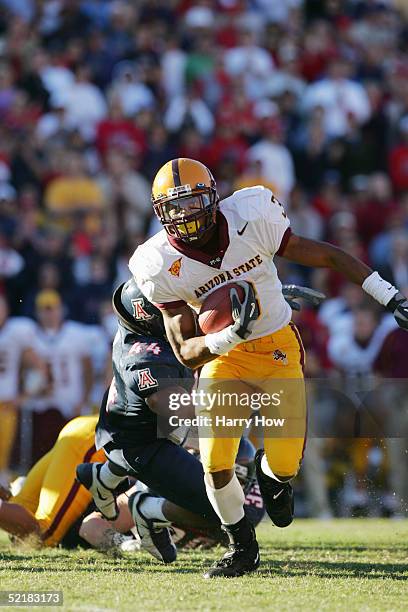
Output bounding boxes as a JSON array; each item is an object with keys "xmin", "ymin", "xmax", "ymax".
[{"xmin": 151, "ymin": 158, "xmax": 219, "ymax": 243}]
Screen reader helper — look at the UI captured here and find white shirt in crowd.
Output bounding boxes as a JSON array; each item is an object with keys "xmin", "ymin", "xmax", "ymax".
[
  {"xmin": 224, "ymin": 44, "xmax": 275, "ymax": 100},
  {"xmin": 328, "ymin": 315, "xmax": 397, "ymax": 376},
  {"xmin": 29, "ymin": 321, "xmax": 93, "ymax": 418},
  {"xmin": 0, "ymin": 317, "xmax": 37, "ymax": 402},
  {"xmin": 164, "ymin": 96, "xmax": 214, "ymax": 136},
  {"xmin": 63, "ymin": 82, "xmax": 107, "ymax": 140},
  {"xmin": 303, "ymin": 78, "xmax": 371, "ymax": 137},
  {"xmin": 248, "ymin": 141, "xmax": 295, "ymax": 201}
]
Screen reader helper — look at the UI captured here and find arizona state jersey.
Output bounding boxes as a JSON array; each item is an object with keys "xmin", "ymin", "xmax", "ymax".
[
  {"xmin": 0, "ymin": 317, "xmax": 37, "ymax": 402},
  {"xmin": 96, "ymin": 324, "xmax": 193, "ymax": 449},
  {"xmin": 29, "ymin": 321, "xmax": 92, "ymax": 417},
  {"xmin": 130, "ymin": 186, "xmax": 292, "ymax": 339}
]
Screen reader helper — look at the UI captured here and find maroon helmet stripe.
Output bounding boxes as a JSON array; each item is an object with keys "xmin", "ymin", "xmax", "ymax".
[
  {"xmin": 41, "ymin": 444, "xmax": 97, "ymax": 542},
  {"xmin": 172, "ymin": 159, "xmax": 181, "ymax": 187}
]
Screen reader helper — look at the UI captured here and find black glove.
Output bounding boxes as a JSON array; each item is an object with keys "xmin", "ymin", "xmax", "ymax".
[
  {"xmin": 230, "ymin": 281, "xmax": 260, "ymax": 340},
  {"xmin": 386, "ymin": 291, "xmax": 408, "ymax": 331},
  {"xmin": 282, "ymin": 284, "xmax": 326, "ymax": 311}
]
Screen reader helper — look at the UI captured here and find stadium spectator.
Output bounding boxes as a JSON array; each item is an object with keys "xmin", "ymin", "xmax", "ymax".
[
  {"xmin": 303, "ymin": 57, "xmax": 371, "ymax": 138},
  {"xmin": 28, "ymin": 290, "xmax": 94, "ymax": 463},
  {"xmin": 328, "ymin": 304, "xmax": 396, "ymax": 376},
  {"xmin": 44, "ymin": 151, "xmax": 104, "ymax": 229},
  {"xmin": 247, "ymin": 117, "xmax": 295, "ymax": 200},
  {"xmin": 0, "ymin": 295, "xmax": 45, "ymax": 486},
  {"xmin": 98, "ymin": 149, "xmax": 151, "ymax": 235},
  {"xmin": 374, "ymin": 326, "xmax": 408, "ymax": 516},
  {"xmin": 389, "ymin": 116, "xmax": 408, "ymax": 193}
]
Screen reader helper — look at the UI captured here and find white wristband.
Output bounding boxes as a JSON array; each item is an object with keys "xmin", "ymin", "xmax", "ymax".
[
  {"xmin": 204, "ymin": 325, "xmax": 243, "ymax": 355},
  {"xmin": 362, "ymin": 271, "xmax": 398, "ymax": 306}
]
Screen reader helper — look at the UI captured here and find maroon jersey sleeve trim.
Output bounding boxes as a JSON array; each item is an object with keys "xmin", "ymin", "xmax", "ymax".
[{"xmin": 276, "ymin": 227, "xmax": 292, "ymax": 256}]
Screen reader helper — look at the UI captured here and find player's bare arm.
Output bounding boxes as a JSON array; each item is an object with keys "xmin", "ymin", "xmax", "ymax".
[
  {"xmin": 281, "ymin": 233, "xmax": 408, "ymax": 330},
  {"xmin": 281, "ymin": 234, "xmax": 371, "ymax": 283},
  {"xmin": 161, "ymin": 305, "xmax": 213, "ymax": 369},
  {"xmin": 162, "ymin": 281, "xmax": 259, "ymax": 369}
]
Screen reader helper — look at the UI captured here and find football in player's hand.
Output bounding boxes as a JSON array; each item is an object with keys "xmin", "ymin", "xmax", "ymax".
[{"xmin": 198, "ymin": 282, "xmax": 245, "ymax": 334}]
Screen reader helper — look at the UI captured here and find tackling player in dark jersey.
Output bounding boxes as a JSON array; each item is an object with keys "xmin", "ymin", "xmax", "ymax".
[{"xmin": 77, "ymin": 279, "xmax": 324, "ymax": 563}]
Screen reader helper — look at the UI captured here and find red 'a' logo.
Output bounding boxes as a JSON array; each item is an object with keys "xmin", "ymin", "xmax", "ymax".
[
  {"xmin": 131, "ymin": 298, "xmax": 152, "ymax": 320},
  {"xmin": 137, "ymin": 368, "xmax": 158, "ymax": 390}
]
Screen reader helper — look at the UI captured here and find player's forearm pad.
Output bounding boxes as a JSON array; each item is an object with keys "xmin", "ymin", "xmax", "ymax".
[
  {"xmin": 204, "ymin": 325, "xmax": 243, "ymax": 355},
  {"xmin": 362, "ymin": 271, "xmax": 399, "ymax": 306}
]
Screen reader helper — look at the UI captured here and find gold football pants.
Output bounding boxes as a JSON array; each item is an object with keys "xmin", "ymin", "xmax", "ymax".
[
  {"xmin": 197, "ymin": 323, "xmax": 306, "ymax": 478},
  {"xmin": 11, "ymin": 415, "xmax": 105, "ymax": 546}
]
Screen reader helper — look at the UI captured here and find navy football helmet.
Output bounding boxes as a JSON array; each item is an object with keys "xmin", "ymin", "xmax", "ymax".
[{"xmin": 112, "ymin": 278, "xmax": 166, "ymax": 339}]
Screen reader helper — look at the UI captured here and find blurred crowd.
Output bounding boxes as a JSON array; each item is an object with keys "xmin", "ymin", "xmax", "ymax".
[{"xmin": 0, "ymin": 0, "xmax": 407, "ymax": 518}]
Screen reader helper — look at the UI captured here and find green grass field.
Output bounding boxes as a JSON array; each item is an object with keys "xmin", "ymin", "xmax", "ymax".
[{"xmin": 1, "ymin": 520, "xmax": 407, "ymax": 611}]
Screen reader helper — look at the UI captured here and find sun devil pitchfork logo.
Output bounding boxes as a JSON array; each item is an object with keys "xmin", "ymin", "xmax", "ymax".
[
  {"xmin": 168, "ymin": 258, "xmax": 182, "ymax": 277},
  {"xmin": 137, "ymin": 368, "xmax": 158, "ymax": 390},
  {"xmin": 273, "ymin": 349, "xmax": 288, "ymax": 365}
]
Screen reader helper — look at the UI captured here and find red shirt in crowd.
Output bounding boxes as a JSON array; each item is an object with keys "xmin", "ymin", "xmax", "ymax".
[
  {"xmin": 96, "ymin": 119, "xmax": 146, "ymax": 160},
  {"xmin": 389, "ymin": 144, "xmax": 408, "ymax": 193}
]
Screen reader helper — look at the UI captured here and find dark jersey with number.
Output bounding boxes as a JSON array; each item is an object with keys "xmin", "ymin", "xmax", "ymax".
[{"xmin": 96, "ymin": 323, "xmax": 193, "ymax": 449}]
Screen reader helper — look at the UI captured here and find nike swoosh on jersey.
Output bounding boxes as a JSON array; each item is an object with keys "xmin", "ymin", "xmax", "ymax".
[
  {"xmin": 237, "ymin": 222, "xmax": 248, "ymax": 236},
  {"xmin": 272, "ymin": 489, "xmax": 284, "ymax": 500}
]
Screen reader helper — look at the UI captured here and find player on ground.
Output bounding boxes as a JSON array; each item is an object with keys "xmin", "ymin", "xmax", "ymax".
[
  {"xmin": 0, "ymin": 415, "xmax": 104, "ymax": 546},
  {"xmin": 28, "ymin": 290, "xmax": 94, "ymax": 461},
  {"xmin": 0, "ymin": 412, "xmax": 264, "ymax": 552},
  {"xmin": 129, "ymin": 158, "xmax": 408, "ymax": 578}
]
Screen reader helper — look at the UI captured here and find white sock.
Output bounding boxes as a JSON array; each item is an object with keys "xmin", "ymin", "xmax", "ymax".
[
  {"xmin": 99, "ymin": 463, "xmax": 126, "ymax": 489},
  {"xmin": 139, "ymin": 495, "xmax": 167, "ymax": 521},
  {"xmin": 261, "ymin": 455, "xmax": 286, "ymax": 483},
  {"xmin": 205, "ymin": 474, "xmax": 245, "ymax": 525}
]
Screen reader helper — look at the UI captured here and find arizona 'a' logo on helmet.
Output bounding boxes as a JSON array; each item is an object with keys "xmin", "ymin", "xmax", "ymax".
[
  {"xmin": 112, "ymin": 278, "xmax": 166, "ymax": 339},
  {"xmin": 151, "ymin": 158, "xmax": 219, "ymax": 243},
  {"xmin": 131, "ymin": 298, "xmax": 153, "ymax": 320}
]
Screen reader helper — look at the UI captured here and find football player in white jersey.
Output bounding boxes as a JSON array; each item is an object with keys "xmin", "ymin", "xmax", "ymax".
[
  {"xmin": 130, "ymin": 158, "xmax": 408, "ymax": 578},
  {"xmin": 28, "ymin": 290, "xmax": 94, "ymax": 462},
  {"xmin": 0, "ymin": 296, "xmax": 45, "ymax": 486}
]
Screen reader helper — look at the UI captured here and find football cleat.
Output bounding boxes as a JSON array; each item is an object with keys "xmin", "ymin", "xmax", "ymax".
[
  {"xmin": 204, "ymin": 523, "xmax": 260, "ymax": 579},
  {"xmin": 255, "ymin": 449, "xmax": 294, "ymax": 528},
  {"xmin": 128, "ymin": 491, "xmax": 177, "ymax": 564},
  {"xmin": 76, "ymin": 463, "xmax": 119, "ymax": 521}
]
